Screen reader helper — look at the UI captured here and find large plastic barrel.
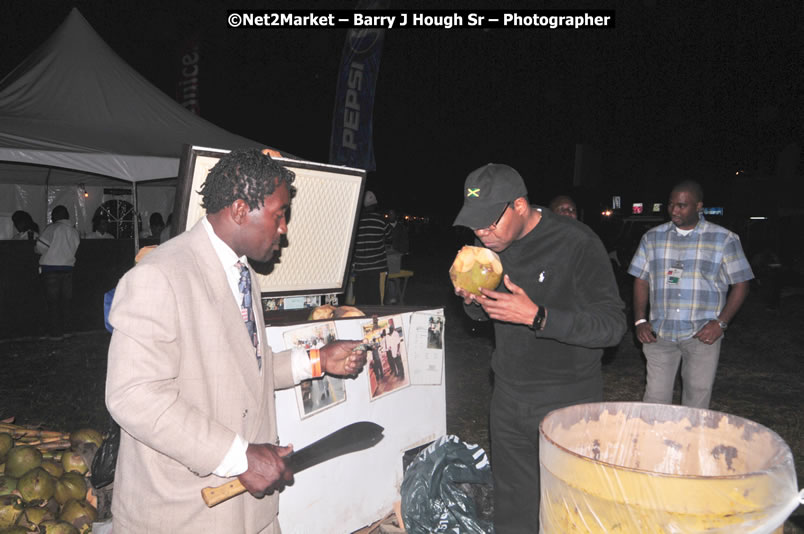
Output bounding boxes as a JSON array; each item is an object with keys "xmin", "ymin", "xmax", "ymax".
[{"xmin": 539, "ymin": 402, "xmax": 801, "ymax": 533}]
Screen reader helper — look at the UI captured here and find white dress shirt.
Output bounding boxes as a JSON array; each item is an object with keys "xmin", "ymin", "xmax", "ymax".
[{"xmin": 201, "ymin": 216, "xmax": 312, "ymax": 477}]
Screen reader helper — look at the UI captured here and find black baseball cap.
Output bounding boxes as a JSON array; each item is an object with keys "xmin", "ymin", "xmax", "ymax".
[{"xmin": 453, "ymin": 163, "xmax": 528, "ymax": 229}]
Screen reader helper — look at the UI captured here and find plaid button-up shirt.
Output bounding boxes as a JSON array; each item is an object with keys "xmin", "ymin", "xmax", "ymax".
[{"xmin": 628, "ymin": 216, "xmax": 753, "ymax": 342}]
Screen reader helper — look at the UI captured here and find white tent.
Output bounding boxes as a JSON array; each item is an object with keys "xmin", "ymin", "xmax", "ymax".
[{"xmin": 0, "ymin": 8, "xmax": 274, "ymax": 236}]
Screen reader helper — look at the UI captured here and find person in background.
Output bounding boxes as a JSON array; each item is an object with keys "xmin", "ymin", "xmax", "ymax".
[
  {"xmin": 352, "ymin": 190, "xmax": 390, "ymax": 305},
  {"xmin": 141, "ymin": 212, "xmax": 165, "ymax": 240},
  {"xmin": 384, "ymin": 208, "xmax": 410, "ymax": 304},
  {"xmin": 548, "ymin": 195, "xmax": 578, "ymax": 219},
  {"xmin": 12, "ymin": 210, "xmax": 40, "ymax": 240},
  {"xmin": 160, "ymin": 213, "xmax": 174, "ymax": 243},
  {"xmin": 386, "ymin": 209, "xmax": 410, "ymax": 257},
  {"xmin": 85, "ymin": 214, "xmax": 114, "ymax": 239},
  {"xmin": 453, "ymin": 163, "xmax": 625, "ymax": 532},
  {"xmin": 105, "ymin": 149, "xmax": 367, "ymax": 533},
  {"xmin": 628, "ymin": 180, "xmax": 752, "ymax": 409},
  {"xmin": 36, "ymin": 205, "xmax": 80, "ymax": 340}
]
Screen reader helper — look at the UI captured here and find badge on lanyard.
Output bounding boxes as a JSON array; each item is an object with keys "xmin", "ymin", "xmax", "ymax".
[{"xmin": 666, "ymin": 260, "xmax": 684, "ymax": 284}]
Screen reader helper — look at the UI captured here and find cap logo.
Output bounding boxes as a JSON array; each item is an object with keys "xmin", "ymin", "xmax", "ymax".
[{"xmin": 467, "ymin": 188, "xmax": 480, "ymax": 198}]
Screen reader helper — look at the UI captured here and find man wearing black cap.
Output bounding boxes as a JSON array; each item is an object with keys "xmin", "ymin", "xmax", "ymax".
[{"xmin": 453, "ymin": 163, "xmax": 626, "ymax": 532}]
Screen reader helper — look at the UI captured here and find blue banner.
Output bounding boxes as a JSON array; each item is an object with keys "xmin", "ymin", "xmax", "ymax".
[{"xmin": 329, "ymin": 0, "xmax": 388, "ymax": 171}]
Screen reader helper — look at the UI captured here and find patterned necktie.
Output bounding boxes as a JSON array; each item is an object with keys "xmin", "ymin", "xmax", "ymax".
[{"xmin": 237, "ymin": 261, "xmax": 261, "ymax": 370}]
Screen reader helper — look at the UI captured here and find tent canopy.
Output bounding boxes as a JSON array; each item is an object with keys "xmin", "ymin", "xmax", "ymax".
[{"xmin": 0, "ymin": 8, "xmax": 267, "ymax": 183}]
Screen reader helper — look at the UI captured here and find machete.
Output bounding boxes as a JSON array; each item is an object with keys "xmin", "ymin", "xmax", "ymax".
[{"xmin": 201, "ymin": 421, "xmax": 384, "ymax": 507}]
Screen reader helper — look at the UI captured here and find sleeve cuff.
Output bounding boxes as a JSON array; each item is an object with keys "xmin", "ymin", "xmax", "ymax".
[
  {"xmin": 291, "ymin": 346, "xmax": 313, "ymax": 383},
  {"xmin": 213, "ymin": 434, "xmax": 250, "ymax": 477}
]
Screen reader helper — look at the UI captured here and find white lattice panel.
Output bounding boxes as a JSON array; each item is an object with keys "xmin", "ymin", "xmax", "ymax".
[
  {"xmin": 181, "ymin": 148, "xmax": 364, "ymax": 295},
  {"xmin": 256, "ymin": 165, "xmax": 363, "ymax": 294}
]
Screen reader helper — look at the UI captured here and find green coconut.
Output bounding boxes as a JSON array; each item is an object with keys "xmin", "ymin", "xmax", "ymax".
[
  {"xmin": 0, "ymin": 495, "xmax": 24, "ymax": 529},
  {"xmin": 52, "ymin": 473, "xmax": 86, "ymax": 506},
  {"xmin": 0, "ymin": 526, "xmax": 29, "ymax": 534},
  {"xmin": 37, "ymin": 520, "xmax": 79, "ymax": 534},
  {"xmin": 0, "ymin": 477, "xmax": 16, "ymax": 497},
  {"xmin": 17, "ymin": 468, "xmax": 54, "ymax": 504},
  {"xmin": 68, "ymin": 429, "xmax": 103, "ymax": 451},
  {"xmin": 59, "ymin": 453, "xmax": 87, "ymax": 476},
  {"xmin": 58, "ymin": 500, "xmax": 97, "ymax": 534},
  {"xmin": 3, "ymin": 447, "xmax": 41, "ymax": 479},
  {"xmin": 0, "ymin": 434, "xmax": 13, "ymax": 463},
  {"xmin": 39, "ymin": 519, "xmax": 79, "ymax": 534},
  {"xmin": 449, "ymin": 246, "xmax": 504, "ymax": 296},
  {"xmin": 40, "ymin": 460, "xmax": 64, "ymax": 479},
  {"xmin": 15, "ymin": 504, "xmax": 55, "ymax": 530}
]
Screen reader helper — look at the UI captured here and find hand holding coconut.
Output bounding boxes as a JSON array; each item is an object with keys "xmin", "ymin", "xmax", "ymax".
[{"xmin": 476, "ymin": 274, "xmax": 543, "ymax": 327}]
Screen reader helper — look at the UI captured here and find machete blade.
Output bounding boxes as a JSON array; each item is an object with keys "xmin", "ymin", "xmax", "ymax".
[{"xmin": 287, "ymin": 421, "xmax": 385, "ymax": 473}]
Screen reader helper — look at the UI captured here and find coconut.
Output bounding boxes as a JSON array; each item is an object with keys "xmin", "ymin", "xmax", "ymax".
[
  {"xmin": 0, "ymin": 434, "xmax": 12, "ymax": 463},
  {"xmin": 308, "ymin": 304, "xmax": 335, "ymax": 321},
  {"xmin": 17, "ymin": 468, "xmax": 54, "ymax": 504},
  {"xmin": 58, "ymin": 500, "xmax": 97, "ymax": 534},
  {"xmin": 449, "ymin": 246, "xmax": 504, "ymax": 296},
  {"xmin": 15, "ymin": 504, "xmax": 55, "ymax": 530},
  {"xmin": 0, "ymin": 526, "xmax": 29, "ymax": 534},
  {"xmin": 59, "ymin": 453, "xmax": 87, "ymax": 476},
  {"xmin": 0, "ymin": 494, "xmax": 24, "ymax": 529},
  {"xmin": 40, "ymin": 460, "xmax": 64, "ymax": 479},
  {"xmin": 3, "ymin": 447, "xmax": 42, "ymax": 479},
  {"xmin": 68, "ymin": 429, "xmax": 103, "ymax": 451},
  {"xmin": 0, "ymin": 476, "xmax": 16, "ymax": 497},
  {"xmin": 52, "ymin": 474, "xmax": 86, "ymax": 506},
  {"xmin": 37, "ymin": 520, "xmax": 79, "ymax": 534},
  {"xmin": 333, "ymin": 305, "xmax": 366, "ymax": 318}
]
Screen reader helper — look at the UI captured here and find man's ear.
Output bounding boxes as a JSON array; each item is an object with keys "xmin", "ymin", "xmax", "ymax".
[
  {"xmin": 230, "ymin": 199, "xmax": 250, "ymax": 225},
  {"xmin": 513, "ymin": 197, "xmax": 529, "ymax": 213},
  {"xmin": 697, "ymin": 201, "xmax": 704, "ymax": 213}
]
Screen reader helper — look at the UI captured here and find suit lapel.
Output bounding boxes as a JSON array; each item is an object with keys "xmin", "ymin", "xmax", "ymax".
[{"xmin": 186, "ymin": 222, "xmax": 266, "ymax": 400}]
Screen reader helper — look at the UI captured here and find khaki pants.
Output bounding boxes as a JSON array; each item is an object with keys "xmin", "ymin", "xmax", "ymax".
[{"xmin": 643, "ymin": 336, "xmax": 722, "ymax": 409}]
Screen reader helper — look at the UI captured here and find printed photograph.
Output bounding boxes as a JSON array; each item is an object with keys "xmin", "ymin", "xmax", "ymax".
[
  {"xmin": 427, "ymin": 316, "xmax": 444, "ymax": 349},
  {"xmin": 283, "ymin": 321, "xmax": 346, "ymax": 418},
  {"xmin": 359, "ymin": 314, "xmax": 410, "ymax": 400}
]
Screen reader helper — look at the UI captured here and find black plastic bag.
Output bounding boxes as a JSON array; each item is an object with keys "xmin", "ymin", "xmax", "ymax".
[
  {"xmin": 90, "ymin": 419, "xmax": 120, "ymax": 489},
  {"xmin": 401, "ymin": 435, "xmax": 494, "ymax": 534}
]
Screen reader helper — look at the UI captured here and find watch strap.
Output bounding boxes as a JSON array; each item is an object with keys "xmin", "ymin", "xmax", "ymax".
[{"xmin": 531, "ymin": 306, "xmax": 546, "ymax": 331}]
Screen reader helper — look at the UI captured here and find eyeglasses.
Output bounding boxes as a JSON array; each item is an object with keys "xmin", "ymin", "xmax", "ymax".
[{"xmin": 481, "ymin": 202, "xmax": 510, "ymax": 232}]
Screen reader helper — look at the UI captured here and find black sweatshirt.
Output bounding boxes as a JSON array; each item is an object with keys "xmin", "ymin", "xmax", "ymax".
[{"xmin": 464, "ymin": 208, "xmax": 626, "ymax": 396}]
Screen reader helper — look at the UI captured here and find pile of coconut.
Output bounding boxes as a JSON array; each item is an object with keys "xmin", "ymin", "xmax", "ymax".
[{"xmin": 0, "ymin": 421, "xmax": 104, "ymax": 533}]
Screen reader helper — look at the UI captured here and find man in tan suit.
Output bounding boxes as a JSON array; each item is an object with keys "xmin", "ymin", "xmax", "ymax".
[{"xmin": 106, "ymin": 149, "xmax": 366, "ymax": 533}]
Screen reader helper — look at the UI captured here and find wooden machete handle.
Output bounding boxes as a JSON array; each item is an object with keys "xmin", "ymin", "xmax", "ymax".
[{"xmin": 201, "ymin": 479, "xmax": 247, "ymax": 507}]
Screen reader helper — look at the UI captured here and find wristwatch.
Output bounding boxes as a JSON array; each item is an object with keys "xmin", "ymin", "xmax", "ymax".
[
  {"xmin": 531, "ymin": 306, "xmax": 546, "ymax": 331},
  {"xmin": 717, "ymin": 320, "xmax": 728, "ymax": 331}
]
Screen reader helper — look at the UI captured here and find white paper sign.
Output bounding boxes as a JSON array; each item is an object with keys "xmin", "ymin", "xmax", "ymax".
[{"xmin": 407, "ymin": 311, "xmax": 445, "ymax": 385}]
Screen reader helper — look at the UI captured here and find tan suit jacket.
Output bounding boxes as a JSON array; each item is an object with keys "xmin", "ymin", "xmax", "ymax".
[{"xmin": 106, "ymin": 221, "xmax": 295, "ymax": 533}]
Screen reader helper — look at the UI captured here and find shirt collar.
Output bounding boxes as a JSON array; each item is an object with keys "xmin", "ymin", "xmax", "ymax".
[
  {"xmin": 201, "ymin": 216, "xmax": 247, "ymax": 269},
  {"xmin": 667, "ymin": 215, "xmax": 706, "ymax": 235}
]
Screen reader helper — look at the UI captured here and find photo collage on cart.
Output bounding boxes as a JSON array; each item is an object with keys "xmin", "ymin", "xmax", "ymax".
[{"xmin": 283, "ymin": 312, "xmax": 444, "ymax": 417}]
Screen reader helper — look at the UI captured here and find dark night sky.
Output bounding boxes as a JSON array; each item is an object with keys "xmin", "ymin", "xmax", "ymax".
[{"xmin": 2, "ymin": 1, "xmax": 801, "ymax": 220}]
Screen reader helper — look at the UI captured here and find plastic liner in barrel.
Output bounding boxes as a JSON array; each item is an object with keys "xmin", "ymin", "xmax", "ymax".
[{"xmin": 539, "ymin": 402, "xmax": 802, "ymax": 533}]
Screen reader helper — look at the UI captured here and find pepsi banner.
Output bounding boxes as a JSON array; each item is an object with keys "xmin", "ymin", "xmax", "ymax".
[{"xmin": 329, "ymin": 0, "xmax": 388, "ymax": 171}]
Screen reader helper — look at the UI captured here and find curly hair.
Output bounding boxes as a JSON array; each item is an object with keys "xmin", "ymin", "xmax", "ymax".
[{"xmin": 199, "ymin": 149, "xmax": 296, "ymax": 214}]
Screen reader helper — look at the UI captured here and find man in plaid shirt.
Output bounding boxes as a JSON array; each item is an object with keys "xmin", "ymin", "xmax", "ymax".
[{"xmin": 628, "ymin": 180, "xmax": 753, "ymax": 409}]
